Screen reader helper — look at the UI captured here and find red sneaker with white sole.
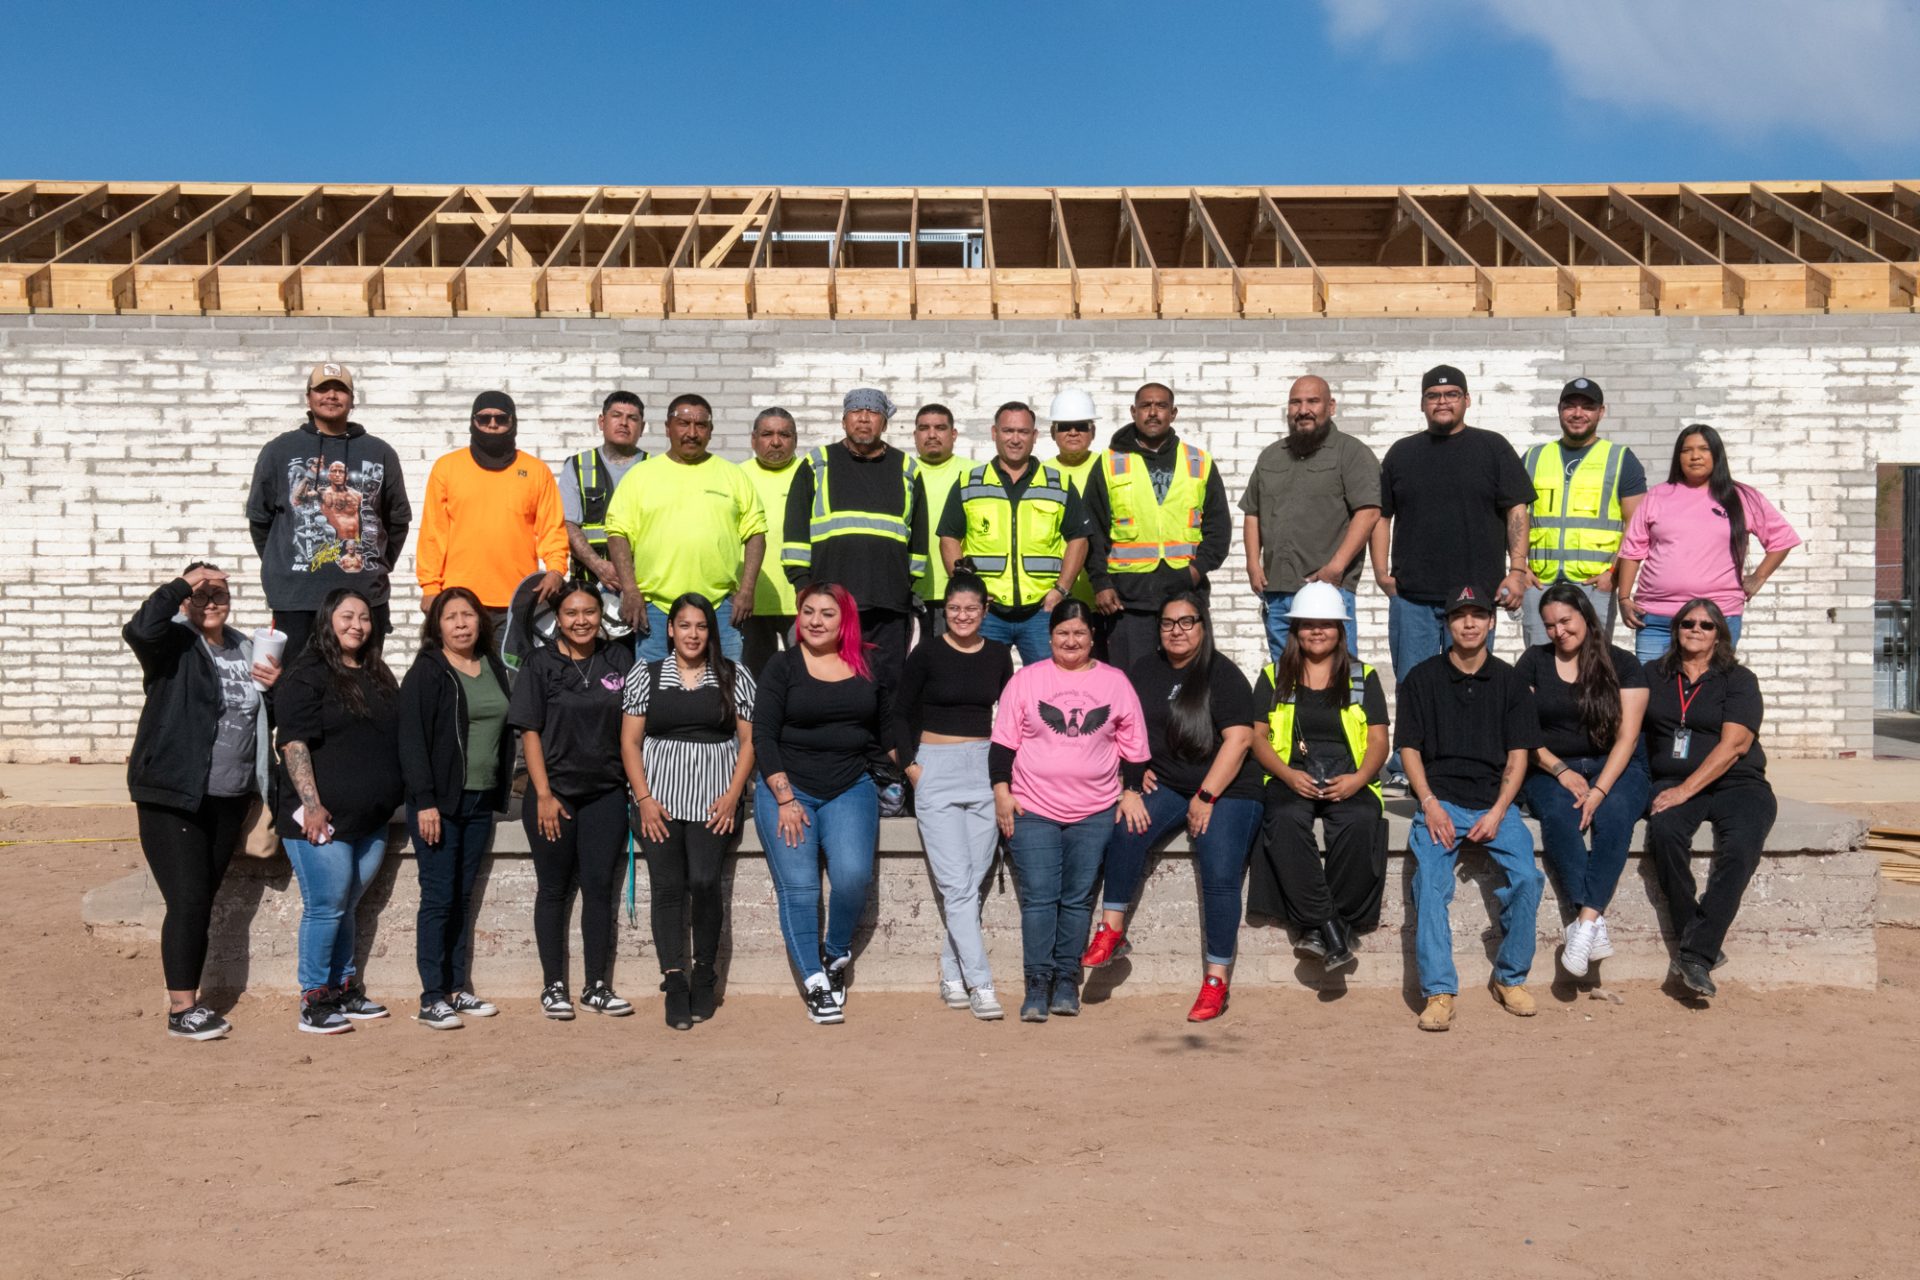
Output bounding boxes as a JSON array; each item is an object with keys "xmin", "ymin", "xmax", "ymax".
[
  {"xmin": 1187, "ymin": 975, "xmax": 1229, "ymax": 1022},
  {"xmin": 1080, "ymin": 923, "xmax": 1130, "ymax": 969}
]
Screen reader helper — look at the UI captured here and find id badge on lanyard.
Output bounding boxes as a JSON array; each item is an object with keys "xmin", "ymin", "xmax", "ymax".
[{"xmin": 1673, "ymin": 676, "xmax": 1700, "ymax": 761}]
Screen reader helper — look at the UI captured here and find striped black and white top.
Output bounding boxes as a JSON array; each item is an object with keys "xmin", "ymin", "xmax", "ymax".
[{"xmin": 623, "ymin": 656, "xmax": 758, "ymax": 822}]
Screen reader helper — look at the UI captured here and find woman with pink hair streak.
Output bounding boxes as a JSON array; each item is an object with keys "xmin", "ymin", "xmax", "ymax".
[{"xmin": 750, "ymin": 583, "xmax": 897, "ymax": 1024}]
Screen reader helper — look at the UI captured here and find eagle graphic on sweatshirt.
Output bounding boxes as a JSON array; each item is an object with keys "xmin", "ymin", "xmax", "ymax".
[{"xmin": 1038, "ymin": 701, "xmax": 1113, "ymax": 739}]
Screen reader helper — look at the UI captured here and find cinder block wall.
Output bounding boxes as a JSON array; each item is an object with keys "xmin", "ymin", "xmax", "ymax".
[{"xmin": 5, "ymin": 313, "xmax": 1916, "ymax": 763}]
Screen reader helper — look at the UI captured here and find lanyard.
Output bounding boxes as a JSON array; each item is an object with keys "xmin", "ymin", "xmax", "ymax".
[{"xmin": 1676, "ymin": 675, "xmax": 1703, "ymax": 728}]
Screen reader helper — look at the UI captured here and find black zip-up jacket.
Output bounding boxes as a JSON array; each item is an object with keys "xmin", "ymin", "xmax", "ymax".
[
  {"xmin": 397, "ymin": 647, "xmax": 516, "ymax": 814},
  {"xmin": 1082, "ymin": 423, "xmax": 1233, "ymax": 611},
  {"xmin": 123, "ymin": 578, "xmax": 269, "ymax": 809}
]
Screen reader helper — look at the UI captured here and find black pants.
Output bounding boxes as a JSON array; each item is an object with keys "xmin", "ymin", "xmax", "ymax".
[
  {"xmin": 274, "ymin": 602, "xmax": 393, "ymax": 669},
  {"xmin": 1257, "ymin": 787, "xmax": 1388, "ymax": 931},
  {"xmin": 524, "ymin": 786, "xmax": 628, "ymax": 988},
  {"xmin": 136, "ymin": 794, "xmax": 252, "ymax": 990},
  {"xmin": 739, "ymin": 613, "xmax": 795, "ymax": 681},
  {"xmin": 860, "ymin": 608, "xmax": 911, "ymax": 692},
  {"xmin": 1106, "ymin": 609, "xmax": 1163, "ymax": 673},
  {"xmin": 411, "ymin": 790, "xmax": 497, "ymax": 1003},
  {"xmin": 1645, "ymin": 780, "xmax": 1777, "ymax": 967},
  {"xmin": 641, "ymin": 815, "xmax": 729, "ymax": 973}
]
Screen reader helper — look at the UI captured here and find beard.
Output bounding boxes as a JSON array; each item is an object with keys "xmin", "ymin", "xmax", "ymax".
[{"xmin": 1285, "ymin": 419, "xmax": 1332, "ymax": 458}]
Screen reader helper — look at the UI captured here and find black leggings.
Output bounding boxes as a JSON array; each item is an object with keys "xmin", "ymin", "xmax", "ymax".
[
  {"xmin": 136, "ymin": 795, "xmax": 252, "ymax": 990},
  {"xmin": 524, "ymin": 787, "xmax": 629, "ymax": 987},
  {"xmin": 641, "ymin": 815, "xmax": 729, "ymax": 973}
]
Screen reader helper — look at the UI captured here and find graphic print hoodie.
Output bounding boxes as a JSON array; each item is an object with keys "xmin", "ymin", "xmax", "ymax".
[{"xmin": 246, "ymin": 419, "xmax": 412, "ymax": 610}]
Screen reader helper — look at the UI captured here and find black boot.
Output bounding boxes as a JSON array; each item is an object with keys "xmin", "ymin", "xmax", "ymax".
[
  {"xmin": 1293, "ymin": 927, "xmax": 1329, "ymax": 960},
  {"xmin": 661, "ymin": 970, "xmax": 693, "ymax": 1030},
  {"xmin": 1321, "ymin": 918, "xmax": 1358, "ymax": 971},
  {"xmin": 689, "ymin": 961, "xmax": 718, "ymax": 1023}
]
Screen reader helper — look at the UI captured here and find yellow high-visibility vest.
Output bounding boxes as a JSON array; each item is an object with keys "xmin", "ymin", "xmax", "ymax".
[
  {"xmin": 1261, "ymin": 660, "xmax": 1382, "ymax": 811},
  {"xmin": 1050, "ymin": 453, "xmax": 1101, "ymax": 603},
  {"xmin": 1524, "ymin": 438, "xmax": 1626, "ymax": 584},
  {"xmin": 957, "ymin": 462, "xmax": 1071, "ymax": 609},
  {"xmin": 1101, "ymin": 443, "xmax": 1211, "ymax": 573}
]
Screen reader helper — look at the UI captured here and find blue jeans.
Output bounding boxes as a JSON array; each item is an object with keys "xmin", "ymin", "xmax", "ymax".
[
  {"xmin": 1634, "ymin": 611, "xmax": 1741, "ymax": 664},
  {"xmin": 1006, "ymin": 807, "xmax": 1114, "ymax": 981},
  {"xmin": 410, "ymin": 790, "xmax": 497, "ymax": 1003},
  {"xmin": 1100, "ymin": 786, "xmax": 1262, "ymax": 966},
  {"xmin": 1408, "ymin": 800, "xmax": 1541, "ymax": 997},
  {"xmin": 752, "ymin": 778, "xmax": 879, "ymax": 981},
  {"xmin": 1519, "ymin": 753, "xmax": 1652, "ymax": 916},
  {"xmin": 638, "ymin": 596, "xmax": 742, "ymax": 662},
  {"xmin": 284, "ymin": 831, "xmax": 389, "ymax": 992},
  {"xmin": 1263, "ymin": 587, "xmax": 1358, "ymax": 666},
  {"xmin": 982, "ymin": 609, "xmax": 1051, "ymax": 664}
]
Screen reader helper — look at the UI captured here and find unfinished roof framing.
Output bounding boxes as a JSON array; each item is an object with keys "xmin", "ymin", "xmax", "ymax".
[{"xmin": 2, "ymin": 181, "xmax": 1916, "ymax": 318}]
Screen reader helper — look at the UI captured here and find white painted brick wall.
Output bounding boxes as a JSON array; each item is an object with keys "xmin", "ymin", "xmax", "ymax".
[{"xmin": 4, "ymin": 314, "xmax": 1915, "ymax": 763}]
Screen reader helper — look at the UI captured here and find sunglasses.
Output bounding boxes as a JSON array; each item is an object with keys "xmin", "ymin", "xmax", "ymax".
[
  {"xmin": 1678, "ymin": 619, "xmax": 1717, "ymax": 632},
  {"xmin": 192, "ymin": 590, "xmax": 231, "ymax": 605},
  {"xmin": 474, "ymin": 412, "xmax": 512, "ymax": 425}
]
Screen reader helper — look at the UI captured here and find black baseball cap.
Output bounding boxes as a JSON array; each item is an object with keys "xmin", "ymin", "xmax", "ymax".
[
  {"xmin": 1445, "ymin": 584, "xmax": 1496, "ymax": 616},
  {"xmin": 1559, "ymin": 377, "xmax": 1604, "ymax": 405},
  {"xmin": 1422, "ymin": 365, "xmax": 1468, "ymax": 394}
]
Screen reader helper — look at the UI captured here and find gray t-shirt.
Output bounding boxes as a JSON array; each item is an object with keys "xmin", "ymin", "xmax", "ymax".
[
  {"xmin": 1238, "ymin": 423, "xmax": 1382, "ymax": 593},
  {"xmin": 558, "ymin": 446, "xmax": 647, "ymax": 524},
  {"xmin": 202, "ymin": 636, "xmax": 261, "ymax": 797}
]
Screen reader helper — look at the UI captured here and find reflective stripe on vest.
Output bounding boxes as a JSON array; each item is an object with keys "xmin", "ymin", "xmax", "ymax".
[
  {"xmin": 791, "ymin": 444, "xmax": 928, "ymax": 577},
  {"xmin": 571, "ymin": 448, "xmax": 612, "ymax": 545},
  {"xmin": 1102, "ymin": 443, "xmax": 1211, "ymax": 572},
  {"xmin": 1260, "ymin": 659, "xmax": 1382, "ymax": 811},
  {"xmin": 1524, "ymin": 439, "xmax": 1625, "ymax": 583},
  {"xmin": 958, "ymin": 463, "xmax": 1071, "ymax": 608}
]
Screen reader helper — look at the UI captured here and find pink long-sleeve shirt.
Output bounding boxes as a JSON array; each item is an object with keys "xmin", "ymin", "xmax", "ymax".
[
  {"xmin": 1618, "ymin": 481, "xmax": 1800, "ymax": 618},
  {"xmin": 991, "ymin": 659, "xmax": 1150, "ymax": 823}
]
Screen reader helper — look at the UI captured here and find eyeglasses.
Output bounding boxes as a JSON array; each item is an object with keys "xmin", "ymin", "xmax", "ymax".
[
  {"xmin": 1158, "ymin": 616, "xmax": 1202, "ymax": 633},
  {"xmin": 191, "ymin": 590, "xmax": 231, "ymax": 605},
  {"xmin": 1678, "ymin": 619, "xmax": 1717, "ymax": 632},
  {"xmin": 474, "ymin": 413, "xmax": 511, "ymax": 425},
  {"xmin": 1423, "ymin": 390, "xmax": 1465, "ymax": 404}
]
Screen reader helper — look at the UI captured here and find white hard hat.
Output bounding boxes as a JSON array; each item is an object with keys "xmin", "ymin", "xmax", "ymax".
[
  {"xmin": 1286, "ymin": 581, "xmax": 1350, "ymax": 621},
  {"xmin": 1048, "ymin": 388, "xmax": 1097, "ymax": 423}
]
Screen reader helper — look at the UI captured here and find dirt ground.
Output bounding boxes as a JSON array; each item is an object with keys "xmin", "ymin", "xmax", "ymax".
[{"xmin": 4, "ymin": 807, "xmax": 1917, "ymax": 1280}]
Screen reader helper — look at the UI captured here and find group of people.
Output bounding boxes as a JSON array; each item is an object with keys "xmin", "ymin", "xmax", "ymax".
[{"xmin": 125, "ymin": 358, "xmax": 1800, "ymax": 1039}]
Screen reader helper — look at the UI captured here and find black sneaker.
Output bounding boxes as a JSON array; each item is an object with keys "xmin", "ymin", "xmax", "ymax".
[
  {"xmin": 1019, "ymin": 976, "xmax": 1050, "ymax": 1023},
  {"xmin": 803, "ymin": 981, "xmax": 843, "ymax": 1025},
  {"xmin": 580, "ymin": 981, "xmax": 634, "ymax": 1016},
  {"xmin": 1049, "ymin": 976, "xmax": 1081, "ymax": 1016},
  {"xmin": 824, "ymin": 953, "xmax": 851, "ymax": 1008},
  {"xmin": 1670, "ymin": 956, "xmax": 1718, "ymax": 999},
  {"xmin": 336, "ymin": 984, "xmax": 389, "ymax": 1020},
  {"xmin": 541, "ymin": 981, "xmax": 575, "ymax": 1021},
  {"xmin": 449, "ymin": 991, "xmax": 498, "ymax": 1017},
  {"xmin": 167, "ymin": 1004, "xmax": 230, "ymax": 1041},
  {"xmin": 416, "ymin": 999, "xmax": 462, "ymax": 1031},
  {"xmin": 297, "ymin": 990, "xmax": 352, "ymax": 1035}
]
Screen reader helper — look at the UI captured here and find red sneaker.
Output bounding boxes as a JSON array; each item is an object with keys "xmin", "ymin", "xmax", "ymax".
[
  {"xmin": 1080, "ymin": 923, "xmax": 1130, "ymax": 969},
  {"xmin": 1187, "ymin": 975, "xmax": 1229, "ymax": 1022}
]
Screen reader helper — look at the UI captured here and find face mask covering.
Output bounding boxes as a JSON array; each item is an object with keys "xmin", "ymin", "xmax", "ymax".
[{"xmin": 469, "ymin": 425, "xmax": 518, "ymax": 469}]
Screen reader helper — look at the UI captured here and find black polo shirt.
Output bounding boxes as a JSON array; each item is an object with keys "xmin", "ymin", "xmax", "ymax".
[
  {"xmin": 1379, "ymin": 425, "xmax": 1534, "ymax": 605},
  {"xmin": 1392, "ymin": 650, "xmax": 1541, "ymax": 809},
  {"xmin": 937, "ymin": 458, "xmax": 1090, "ymax": 620},
  {"xmin": 1644, "ymin": 661, "xmax": 1767, "ymax": 786}
]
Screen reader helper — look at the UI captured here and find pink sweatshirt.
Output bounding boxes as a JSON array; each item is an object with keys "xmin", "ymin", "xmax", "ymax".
[
  {"xmin": 991, "ymin": 660, "xmax": 1150, "ymax": 823},
  {"xmin": 1619, "ymin": 481, "xmax": 1799, "ymax": 618}
]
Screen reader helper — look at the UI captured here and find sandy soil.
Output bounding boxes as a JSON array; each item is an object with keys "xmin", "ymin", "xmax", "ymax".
[{"xmin": 3, "ymin": 809, "xmax": 1917, "ymax": 1279}]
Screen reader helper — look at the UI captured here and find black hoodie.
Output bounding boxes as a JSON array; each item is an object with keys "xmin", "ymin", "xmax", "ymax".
[
  {"xmin": 1081, "ymin": 423, "xmax": 1232, "ymax": 610},
  {"xmin": 246, "ymin": 418, "xmax": 411, "ymax": 611}
]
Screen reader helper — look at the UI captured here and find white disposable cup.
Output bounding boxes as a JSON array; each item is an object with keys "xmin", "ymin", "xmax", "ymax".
[{"xmin": 252, "ymin": 627, "xmax": 288, "ymax": 689}]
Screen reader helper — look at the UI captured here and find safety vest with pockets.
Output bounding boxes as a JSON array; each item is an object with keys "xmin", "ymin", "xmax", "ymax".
[
  {"xmin": 1523, "ymin": 438, "xmax": 1626, "ymax": 585},
  {"xmin": 783, "ymin": 444, "xmax": 929, "ymax": 579},
  {"xmin": 958, "ymin": 461, "xmax": 1071, "ymax": 609},
  {"xmin": 1101, "ymin": 442, "xmax": 1212, "ymax": 573},
  {"xmin": 1260, "ymin": 659, "xmax": 1382, "ymax": 812}
]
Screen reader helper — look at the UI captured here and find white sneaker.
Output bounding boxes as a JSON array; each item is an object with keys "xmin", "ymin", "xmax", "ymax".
[
  {"xmin": 941, "ymin": 980, "xmax": 970, "ymax": 1010},
  {"xmin": 1562, "ymin": 918, "xmax": 1595, "ymax": 977},
  {"xmin": 1589, "ymin": 916, "xmax": 1616, "ymax": 961},
  {"xmin": 969, "ymin": 986, "xmax": 1005, "ymax": 1021}
]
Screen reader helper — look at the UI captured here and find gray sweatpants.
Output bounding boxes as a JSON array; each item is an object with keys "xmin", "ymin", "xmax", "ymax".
[{"xmin": 912, "ymin": 741, "xmax": 999, "ymax": 989}]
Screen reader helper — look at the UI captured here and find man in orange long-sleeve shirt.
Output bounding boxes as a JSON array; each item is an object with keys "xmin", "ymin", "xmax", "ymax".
[{"xmin": 416, "ymin": 391, "xmax": 569, "ymax": 621}]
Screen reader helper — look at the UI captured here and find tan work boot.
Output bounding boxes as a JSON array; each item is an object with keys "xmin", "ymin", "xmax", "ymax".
[
  {"xmin": 1417, "ymin": 993, "xmax": 1454, "ymax": 1032},
  {"xmin": 1493, "ymin": 982, "xmax": 1537, "ymax": 1017}
]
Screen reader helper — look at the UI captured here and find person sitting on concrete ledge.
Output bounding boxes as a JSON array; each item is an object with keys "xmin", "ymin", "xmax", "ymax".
[
  {"xmin": 1396, "ymin": 585, "xmax": 1544, "ymax": 1032},
  {"xmin": 1642, "ymin": 596, "xmax": 1777, "ymax": 1001}
]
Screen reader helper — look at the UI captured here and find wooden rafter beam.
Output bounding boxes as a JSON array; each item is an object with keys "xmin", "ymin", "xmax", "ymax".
[
  {"xmin": 1396, "ymin": 190, "xmax": 1476, "ymax": 267},
  {"xmin": 216, "ymin": 187, "xmax": 326, "ymax": 266},
  {"xmin": 380, "ymin": 188, "xmax": 468, "ymax": 268},
  {"xmin": 1188, "ymin": 193, "xmax": 1236, "ymax": 269},
  {"xmin": 828, "ymin": 192, "xmax": 850, "ymax": 270},
  {"xmin": 1258, "ymin": 193, "xmax": 1316, "ymax": 268},
  {"xmin": 1819, "ymin": 184, "xmax": 1920, "ymax": 257},
  {"xmin": 698, "ymin": 189, "xmax": 772, "ymax": 269},
  {"xmin": 0, "ymin": 183, "xmax": 39, "ymax": 220},
  {"xmin": 1534, "ymin": 191, "xmax": 1639, "ymax": 266},
  {"xmin": 1747, "ymin": 185, "xmax": 1883, "ymax": 263},
  {"xmin": 0, "ymin": 183, "xmax": 110, "ymax": 260},
  {"xmin": 979, "ymin": 188, "xmax": 996, "ymax": 270},
  {"xmin": 301, "ymin": 188, "xmax": 397, "ymax": 267},
  {"xmin": 136, "ymin": 187, "xmax": 256, "ymax": 265},
  {"xmin": 1605, "ymin": 187, "xmax": 1720, "ymax": 265},
  {"xmin": 1465, "ymin": 188, "xmax": 1556, "ymax": 266},
  {"xmin": 1676, "ymin": 185, "xmax": 1799, "ymax": 264},
  {"xmin": 1118, "ymin": 190, "xmax": 1156, "ymax": 268},
  {"xmin": 541, "ymin": 187, "xmax": 607, "ymax": 269},
  {"xmin": 53, "ymin": 185, "xmax": 182, "ymax": 263},
  {"xmin": 460, "ymin": 187, "xmax": 537, "ymax": 268},
  {"xmin": 1889, "ymin": 182, "xmax": 1920, "ymax": 219},
  {"xmin": 1050, "ymin": 190, "xmax": 1076, "ymax": 270},
  {"xmin": 667, "ymin": 190, "xmax": 711, "ymax": 268}
]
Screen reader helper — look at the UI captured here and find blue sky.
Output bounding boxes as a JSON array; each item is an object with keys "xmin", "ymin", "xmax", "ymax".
[{"xmin": 4, "ymin": 0, "xmax": 1915, "ymax": 185}]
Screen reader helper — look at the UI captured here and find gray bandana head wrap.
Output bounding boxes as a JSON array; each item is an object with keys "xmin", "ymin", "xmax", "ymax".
[{"xmin": 842, "ymin": 387, "xmax": 895, "ymax": 419}]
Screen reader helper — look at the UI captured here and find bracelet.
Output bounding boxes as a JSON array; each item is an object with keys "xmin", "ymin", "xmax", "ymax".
[
  {"xmin": 633, "ymin": 792, "xmax": 653, "ymax": 803},
  {"xmin": 1592, "ymin": 785, "xmax": 1608, "ymax": 797},
  {"xmin": 1548, "ymin": 761, "xmax": 1568, "ymax": 778},
  {"xmin": 778, "ymin": 797, "xmax": 799, "ymax": 808}
]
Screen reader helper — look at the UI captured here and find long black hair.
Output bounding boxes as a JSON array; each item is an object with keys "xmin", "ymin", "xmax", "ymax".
[
  {"xmin": 1667, "ymin": 424, "xmax": 1751, "ymax": 578},
  {"xmin": 1273, "ymin": 610, "xmax": 1354, "ymax": 704},
  {"xmin": 1655, "ymin": 596, "xmax": 1740, "ymax": 680},
  {"xmin": 1158, "ymin": 590, "xmax": 1218, "ymax": 763},
  {"xmin": 1538, "ymin": 581, "xmax": 1622, "ymax": 747},
  {"xmin": 666, "ymin": 592, "xmax": 737, "ymax": 728},
  {"xmin": 304, "ymin": 587, "xmax": 396, "ymax": 720},
  {"xmin": 419, "ymin": 585, "xmax": 496, "ymax": 656}
]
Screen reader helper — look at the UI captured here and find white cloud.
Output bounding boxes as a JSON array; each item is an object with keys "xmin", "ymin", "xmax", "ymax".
[{"xmin": 1322, "ymin": 0, "xmax": 1920, "ymax": 151}]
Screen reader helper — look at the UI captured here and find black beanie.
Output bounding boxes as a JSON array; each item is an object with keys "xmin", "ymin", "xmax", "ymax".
[{"xmin": 471, "ymin": 390, "xmax": 516, "ymax": 421}]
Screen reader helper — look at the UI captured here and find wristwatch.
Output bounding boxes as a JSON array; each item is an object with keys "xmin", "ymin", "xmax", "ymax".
[{"xmin": 1196, "ymin": 787, "xmax": 1218, "ymax": 804}]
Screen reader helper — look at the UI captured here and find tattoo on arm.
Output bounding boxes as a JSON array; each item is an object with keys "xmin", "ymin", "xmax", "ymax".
[
  {"xmin": 283, "ymin": 742, "xmax": 322, "ymax": 810},
  {"xmin": 1505, "ymin": 504, "xmax": 1529, "ymax": 564}
]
